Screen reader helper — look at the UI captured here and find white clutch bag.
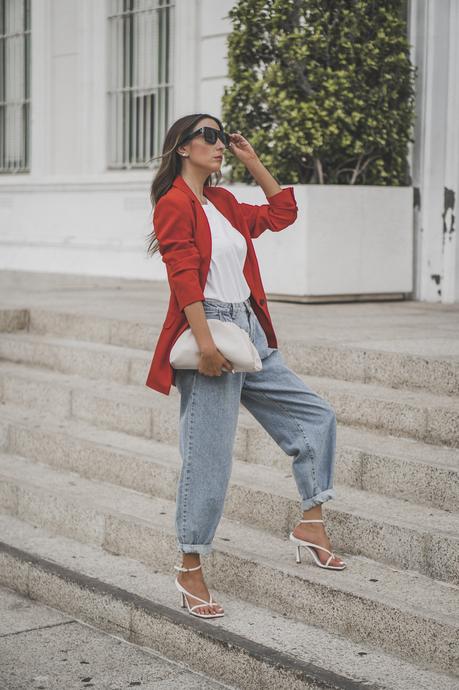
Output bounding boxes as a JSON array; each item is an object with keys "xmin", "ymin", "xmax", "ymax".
[{"xmin": 169, "ymin": 319, "xmax": 263, "ymax": 372}]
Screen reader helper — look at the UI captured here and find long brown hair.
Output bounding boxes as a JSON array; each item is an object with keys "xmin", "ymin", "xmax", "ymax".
[{"xmin": 145, "ymin": 113, "xmax": 224, "ymax": 257}]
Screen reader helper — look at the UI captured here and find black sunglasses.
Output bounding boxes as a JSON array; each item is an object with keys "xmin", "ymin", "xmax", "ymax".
[{"xmin": 178, "ymin": 126, "xmax": 231, "ymax": 148}]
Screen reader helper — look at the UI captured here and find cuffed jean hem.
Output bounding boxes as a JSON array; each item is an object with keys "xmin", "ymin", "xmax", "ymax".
[
  {"xmin": 178, "ymin": 543, "xmax": 213, "ymax": 556},
  {"xmin": 301, "ymin": 488, "xmax": 336, "ymax": 511}
]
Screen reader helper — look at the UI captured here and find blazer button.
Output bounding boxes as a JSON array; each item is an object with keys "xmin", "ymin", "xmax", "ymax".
[{"xmin": 260, "ymin": 298, "xmax": 266, "ymax": 305}]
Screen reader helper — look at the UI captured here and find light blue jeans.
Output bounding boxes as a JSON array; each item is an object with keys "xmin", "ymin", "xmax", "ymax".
[{"xmin": 174, "ymin": 296, "xmax": 337, "ymax": 555}]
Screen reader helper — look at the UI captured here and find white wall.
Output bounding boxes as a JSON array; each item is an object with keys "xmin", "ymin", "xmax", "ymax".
[
  {"xmin": 409, "ymin": 0, "xmax": 459, "ymax": 302},
  {"xmin": 0, "ymin": 0, "xmax": 237, "ymax": 282},
  {"xmin": 0, "ymin": 0, "xmax": 456, "ymax": 302}
]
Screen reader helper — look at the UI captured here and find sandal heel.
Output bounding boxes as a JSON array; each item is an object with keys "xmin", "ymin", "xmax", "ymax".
[
  {"xmin": 290, "ymin": 518, "xmax": 346, "ymax": 570},
  {"xmin": 173, "ymin": 563, "xmax": 225, "ymax": 619}
]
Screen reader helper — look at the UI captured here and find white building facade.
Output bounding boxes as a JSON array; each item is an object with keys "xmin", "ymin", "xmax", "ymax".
[{"xmin": 0, "ymin": 0, "xmax": 458, "ymax": 303}]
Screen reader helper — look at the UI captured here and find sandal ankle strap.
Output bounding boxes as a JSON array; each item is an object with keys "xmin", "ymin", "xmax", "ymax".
[
  {"xmin": 299, "ymin": 519, "xmax": 324, "ymax": 524},
  {"xmin": 174, "ymin": 563, "xmax": 202, "ymax": 572}
]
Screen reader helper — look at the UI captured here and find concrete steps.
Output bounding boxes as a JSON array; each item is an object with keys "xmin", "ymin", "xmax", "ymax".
[
  {"xmin": 0, "ymin": 402, "xmax": 458, "ymax": 586},
  {"xmin": 0, "ymin": 582, "xmax": 232, "ymax": 690},
  {"xmin": 0, "ymin": 357, "xmax": 458, "ymax": 505},
  {"xmin": 2, "ymin": 514, "xmax": 457, "ymax": 690},
  {"xmin": 0, "ymin": 336, "xmax": 458, "ymax": 444},
  {"xmin": 2, "ymin": 305, "xmax": 458, "ymax": 396},
  {"xmin": 0, "ymin": 455, "xmax": 457, "ymax": 682},
  {"xmin": 0, "ymin": 303, "xmax": 458, "ymax": 687},
  {"xmin": 0, "ymin": 323, "xmax": 457, "ymax": 448}
]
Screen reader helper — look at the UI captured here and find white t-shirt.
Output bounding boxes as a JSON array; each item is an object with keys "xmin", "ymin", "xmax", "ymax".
[{"xmin": 202, "ymin": 199, "xmax": 251, "ymax": 302}]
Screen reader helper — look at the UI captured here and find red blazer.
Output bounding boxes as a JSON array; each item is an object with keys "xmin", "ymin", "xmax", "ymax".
[{"xmin": 145, "ymin": 173, "xmax": 298, "ymax": 395}]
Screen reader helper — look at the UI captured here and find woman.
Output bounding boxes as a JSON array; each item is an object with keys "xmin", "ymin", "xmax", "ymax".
[{"xmin": 145, "ymin": 113, "xmax": 346, "ymax": 620}]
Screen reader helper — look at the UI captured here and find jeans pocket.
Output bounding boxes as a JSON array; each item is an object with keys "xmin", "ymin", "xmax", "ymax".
[
  {"xmin": 203, "ymin": 308, "xmax": 222, "ymax": 321},
  {"xmin": 229, "ymin": 311, "xmax": 251, "ymax": 338},
  {"xmin": 254, "ymin": 314, "xmax": 268, "ymax": 343},
  {"xmin": 251, "ymin": 312, "xmax": 274, "ymax": 358}
]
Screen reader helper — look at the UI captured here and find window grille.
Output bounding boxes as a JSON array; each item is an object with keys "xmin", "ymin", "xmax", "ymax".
[
  {"xmin": 0, "ymin": 0, "xmax": 31, "ymax": 173},
  {"xmin": 107, "ymin": 0, "xmax": 174, "ymax": 170}
]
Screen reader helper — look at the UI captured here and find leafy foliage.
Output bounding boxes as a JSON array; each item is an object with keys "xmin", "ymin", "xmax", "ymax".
[{"xmin": 221, "ymin": 0, "xmax": 417, "ymax": 185}]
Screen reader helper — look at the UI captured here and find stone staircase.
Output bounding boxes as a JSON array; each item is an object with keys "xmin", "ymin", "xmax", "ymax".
[{"xmin": 0, "ymin": 304, "xmax": 458, "ymax": 690}]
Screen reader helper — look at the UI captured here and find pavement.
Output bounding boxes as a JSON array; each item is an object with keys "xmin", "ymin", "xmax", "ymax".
[{"xmin": 0, "ymin": 583, "xmax": 234, "ymax": 690}]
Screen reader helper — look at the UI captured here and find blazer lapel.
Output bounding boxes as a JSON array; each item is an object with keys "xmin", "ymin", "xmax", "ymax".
[
  {"xmin": 171, "ymin": 174, "xmax": 212, "ymax": 267},
  {"xmin": 172, "ymin": 174, "xmax": 248, "ymax": 240}
]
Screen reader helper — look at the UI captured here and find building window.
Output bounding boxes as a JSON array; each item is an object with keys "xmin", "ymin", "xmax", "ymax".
[
  {"xmin": 0, "ymin": 0, "xmax": 31, "ymax": 174},
  {"xmin": 107, "ymin": 0, "xmax": 174, "ymax": 170}
]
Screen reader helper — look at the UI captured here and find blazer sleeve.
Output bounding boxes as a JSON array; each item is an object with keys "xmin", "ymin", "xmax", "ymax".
[
  {"xmin": 236, "ymin": 186, "xmax": 298, "ymax": 239},
  {"xmin": 153, "ymin": 196, "xmax": 205, "ymax": 312}
]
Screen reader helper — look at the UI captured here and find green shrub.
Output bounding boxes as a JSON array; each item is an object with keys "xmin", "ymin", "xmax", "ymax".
[{"xmin": 221, "ymin": 0, "xmax": 416, "ymax": 185}]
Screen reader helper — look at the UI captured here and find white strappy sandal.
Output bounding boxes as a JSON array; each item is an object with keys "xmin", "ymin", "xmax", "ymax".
[
  {"xmin": 289, "ymin": 519, "xmax": 347, "ymax": 570},
  {"xmin": 174, "ymin": 563, "xmax": 225, "ymax": 618}
]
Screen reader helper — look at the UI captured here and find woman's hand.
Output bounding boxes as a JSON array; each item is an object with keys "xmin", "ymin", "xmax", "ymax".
[
  {"xmin": 228, "ymin": 131, "xmax": 259, "ymax": 165},
  {"xmin": 198, "ymin": 346, "xmax": 234, "ymax": 377}
]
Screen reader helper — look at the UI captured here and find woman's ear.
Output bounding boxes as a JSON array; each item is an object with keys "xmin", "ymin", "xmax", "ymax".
[{"xmin": 177, "ymin": 145, "xmax": 189, "ymax": 158}]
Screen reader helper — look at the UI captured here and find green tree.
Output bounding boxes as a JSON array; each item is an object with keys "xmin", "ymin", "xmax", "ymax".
[{"xmin": 222, "ymin": 0, "xmax": 416, "ymax": 185}]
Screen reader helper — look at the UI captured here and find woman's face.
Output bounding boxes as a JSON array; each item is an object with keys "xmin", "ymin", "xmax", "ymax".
[{"xmin": 178, "ymin": 118, "xmax": 226, "ymax": 173}]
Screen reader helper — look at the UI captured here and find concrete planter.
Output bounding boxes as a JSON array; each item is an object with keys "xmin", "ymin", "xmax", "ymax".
[
  {"xmin": 231, "ymin": 183, "xmax": 414, "ymax": 302},
  {"xmin": 0, "ymin": 179, "xmax": 413, "ymax": 300}
]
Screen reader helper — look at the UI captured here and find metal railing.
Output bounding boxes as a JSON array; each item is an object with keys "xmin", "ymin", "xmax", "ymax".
[
  {"xmin": 0, "ymin": 0, "xmax": 30, "ymax": 174},
  {"xmin": 107, "ymin": 0, "xmax": 174, "ymax": 170}
]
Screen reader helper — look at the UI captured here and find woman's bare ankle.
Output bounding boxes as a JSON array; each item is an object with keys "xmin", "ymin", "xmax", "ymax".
[{"xmin": 178, "ymin": 553, "xmax": 203, "ymax": 576}]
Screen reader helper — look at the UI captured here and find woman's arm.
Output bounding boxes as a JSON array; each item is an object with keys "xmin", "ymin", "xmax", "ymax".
[
  {"xmin": 154, "ymin": 197, "xmax": 233, "ymax": 375},
  {"xmin": 227, "ymin": 133, "xmax": 298, "ymax": 239},
  {"xmin": 183, "ymin": 301, "xmax": 215, "ymax": 354},
  {"xmin": 154, "ymin": 196, "xmax": 206, "ymax": 312},
  {"xmin": 183, "ymin": 301, "xmax": 234, "ymax": 376},
  {"xmin": 244, "ymin": 155, "xmax": 282, "ymax": 198}
]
